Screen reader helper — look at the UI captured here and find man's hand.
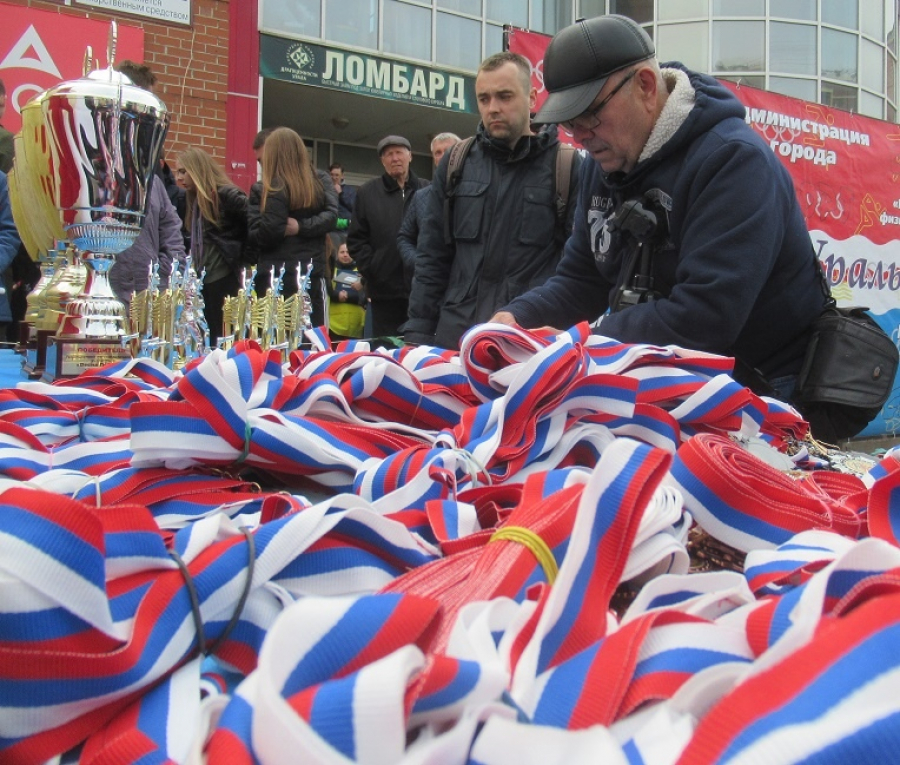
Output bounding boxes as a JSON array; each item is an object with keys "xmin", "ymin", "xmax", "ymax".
[
  {"xmin": 489, "ymin": 311, "xmax": 517, "ymax": 326},
  {"xmin": 285, "ymin": 218, "xmax": 299, "ymax": 237}
]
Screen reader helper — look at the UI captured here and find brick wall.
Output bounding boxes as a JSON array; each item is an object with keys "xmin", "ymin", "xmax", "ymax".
[{"xmin": 4, "ymin": 0, "xmax": 230, "ymax": 165}]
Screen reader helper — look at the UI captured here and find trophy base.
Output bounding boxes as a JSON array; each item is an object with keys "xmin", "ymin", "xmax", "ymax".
[
  {"xmin": 17, "ymin": 322, "xmax": 32, "ymax": 356},
  {"xmin": 23, "ymin": 329, "xmax": 55, "ymax": 379},
  {"xmin": 42, "ymin": 336, "xmax": 130, "ymax": 382}
]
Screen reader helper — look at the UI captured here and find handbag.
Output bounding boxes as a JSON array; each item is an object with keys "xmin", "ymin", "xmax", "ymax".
[{"xmin": 793, "ymin": 301, "xmax": 899, "ymax": 442}]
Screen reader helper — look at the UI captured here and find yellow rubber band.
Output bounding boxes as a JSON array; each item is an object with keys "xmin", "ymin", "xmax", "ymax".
[{"xmin": 489, "ymin": 526, "xmax": 558, "ymax": 585}]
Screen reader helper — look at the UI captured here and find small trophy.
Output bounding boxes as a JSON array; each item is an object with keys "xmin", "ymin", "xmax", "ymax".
[
  {"xmin": 216, "ymin": 263, "xmax": 314, "ymax": 358},
  {"xmin": 9, "ymin": 23, "xmax": 169, "ymax": 381}
]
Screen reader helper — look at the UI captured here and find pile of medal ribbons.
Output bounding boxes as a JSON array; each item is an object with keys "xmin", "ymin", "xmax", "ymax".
[{"xmin": 3, "ymin": 321, "xmax": 899, "ymax": 765}]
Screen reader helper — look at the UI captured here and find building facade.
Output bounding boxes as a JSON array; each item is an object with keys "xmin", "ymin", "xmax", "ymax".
[
  {"xmin": 2, "ymin": 0, "xmax": 898, "ymax": 189},
  {"xmin": 253, "ymin": 0, "xmax": 900, "ymax": 186}
]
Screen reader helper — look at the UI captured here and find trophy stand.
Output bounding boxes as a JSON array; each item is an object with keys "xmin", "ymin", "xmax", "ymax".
[
  {"xmin": 18, "ymin": 253, "xmax": 57, "ymax": 375},
  {"xmin": 43, "ymin": 250, "xmax": 131, "ymax": 381},
  {"xmin": 22, "ymin": 246, "xmax": 87, "ymax": 378},
  {"xmin": 8, "ymin": 21, "xmax": 170, "ymax": 382}
]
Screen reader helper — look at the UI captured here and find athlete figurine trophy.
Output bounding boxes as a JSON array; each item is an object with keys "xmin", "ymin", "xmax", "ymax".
[{"xmin": 9, "ymin": 24, "xmax": 169, "ymax": 380}]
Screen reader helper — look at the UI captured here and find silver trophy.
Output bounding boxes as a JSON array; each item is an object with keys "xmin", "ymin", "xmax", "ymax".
[{"xmin": 9, "ymin": 23, "xmax": 169, "ymax": 379}]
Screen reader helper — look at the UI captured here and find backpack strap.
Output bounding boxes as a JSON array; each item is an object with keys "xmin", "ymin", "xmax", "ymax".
[
  {"xmin": 443, "ymin": 136, "xmax": 476, "ymax": 245},
  {"xmin": 443, "ymin": 136, "xmax": 577, "ymax": 244},
  {"xmin": 554, "ymin": 143, "xmax": 577, "ymax": 227}
]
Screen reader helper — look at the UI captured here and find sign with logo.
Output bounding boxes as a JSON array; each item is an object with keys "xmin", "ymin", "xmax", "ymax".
[
  {"xmin": 507, "ymin": 25, "xmax": 900, "ymax": 438},
  {"xmin": 75, "ymin": 0, "xmax": 191, "ymax": 27},
  {"xmin": 260, "ymin": 34, "xmax": 477, "ymax": 114},
  {"xmin": 0, "ymin": 3, "xmax": 144, "ymax": 136}
]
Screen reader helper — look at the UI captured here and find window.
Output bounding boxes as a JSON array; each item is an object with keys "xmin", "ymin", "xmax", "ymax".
[
  {"xmin": 438, "ymin": 0, "xmax": 482, "ymax": 14},
  {"xmin": 712, "ymin": 0, "xmax": 763, "ymax": 16},
  {"xmin": 579, "ymin": 0, "xmax": 606, "ymax": 19},
  {"xmin": 718, "ymin": 74, "xmax": 764, "ymax": 88},
  {"xmin": 712, "ymin": 21, "xmax": 764, "ymax": 72},
  {"xmin": 437, "ymin": 12, "xmax": 482, "ymax": 70},
  {"xmin": 822, "ymin": 0, "xmax": 858, "ymax": 31},
  {"xmin": 261, "ymin": 0, "xmax": 321, "ymax": 37},
  {"xmin": 485, "ymin": 23, "xmax": 504, "ymax": 56},
  {"xmin": 384, "ymin": 1, "xmax": 432, "ymax": 61},
  {"xmin": 821, "ymin": 81, "xmax": 858, "ymax": 112},
  {"xmin": 610, "ymin": 0, "xmax": 653, "ymax": 23},
  {"xmin": 770, "ymin": 22, "xmax": 816, "ymax": 75},
  {"xmin": 486, "ymin": 0, "xmax": 527, "ymax": 26},
  {"xmin": 821, "ymin": 27, "xmax": 858, "ymax": 82},
  {"xmin": 860, "ymin": 2, "xmax": 885, "ymax": 41},
  {"xmin": 325, "ymin": 0, "xmax": 378, "ymax": 49},
  {"xmin": 769, "ymin": 75, "xmax": 817, "ymax": 101},
  {"xmin": 658, "ymin": 22, "xmax": 709, "ymax": 71},
  {"xmin": 770, "ymin": 0, "xmax": 815, "ymax": 21},
  {"xmin": 533, "ymin": 0, "xmax": 572, "ymax": 34},
  {"xmin": 859, "ymin": 89, "xmax": 884, "ymax": 118},
  {"xmin": 861, "ymin": 38, "xmax": 885, "ymax": 92},
  {"xmin": 659, "ymin": 0, "xmax": 709, "ymax": 21}
]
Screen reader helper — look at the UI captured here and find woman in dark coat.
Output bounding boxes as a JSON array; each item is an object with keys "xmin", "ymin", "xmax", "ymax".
[
  {"xmin": 175, "ymin": 147, "xmax": 248, "ymax": 346},
  {"xmin": 247, "ymin": 127, "xmax": 338, "ymax": 330}
]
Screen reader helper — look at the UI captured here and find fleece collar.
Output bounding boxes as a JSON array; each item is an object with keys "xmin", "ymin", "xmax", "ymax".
[{"xmin": 638, "ymin": 68, "xmax": 696, "ymax": 163}]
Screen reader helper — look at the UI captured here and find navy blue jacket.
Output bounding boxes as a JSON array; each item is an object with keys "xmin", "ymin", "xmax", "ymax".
[{"xmin": 504, "ymin": 65, "xmax": 827, "ymax": 378}]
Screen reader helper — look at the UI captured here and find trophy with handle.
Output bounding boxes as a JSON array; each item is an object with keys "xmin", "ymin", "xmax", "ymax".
[{"xmin": 9, "ymin": 23, "xmax": 169, "ymax": 380}]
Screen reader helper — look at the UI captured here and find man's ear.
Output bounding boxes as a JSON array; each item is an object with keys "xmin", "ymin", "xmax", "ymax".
[{"xmin": 634, "ymin": 67, "xmax": 659, "ymax": 101}]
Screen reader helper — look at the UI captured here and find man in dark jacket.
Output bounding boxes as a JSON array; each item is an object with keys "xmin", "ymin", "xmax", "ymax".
[
  {"xmin": 397, "ymin": 132, "xmax": 461, "ymax": 294},
  {"xmin": 347, "ymin": 135, "xmax": 428, "ymax": 338},
  {"xmin": 492, "ymin": 15, "xmax": 827, "ymax": 398},
  {"xmin": 329, "ymin": 163, "xmax": 356, "ymax": 230},
  {"xmin": 404, "ymin": 52, "xmax": 582, "ymax": 350}
]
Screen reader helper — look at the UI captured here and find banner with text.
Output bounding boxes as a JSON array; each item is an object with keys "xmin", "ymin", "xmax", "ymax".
[
  {"xmin": 259, "ymin": 34, "xmax": 477, "ymax": 114},
  {"xmin": 507, "ymin": 25, "xmax": 900, "ymax": 438},
  {"xmin": 75, "ymin": 0, "xmax": 190, "ymax": 27},
  {"xmin": 0, "ymin": 3, "xmax": 144, "ymax": 136}
]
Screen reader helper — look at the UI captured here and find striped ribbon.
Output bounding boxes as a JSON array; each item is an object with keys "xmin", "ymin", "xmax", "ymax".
[
  {"xmin": 0, "ymin": 325, "xmax": 891, "ymax": 763},
  {"xmin": 676, "ymin": 590, "xmax": 900, "ymax": 764},
  {"xmin": 0, "ymin": 482, "xmax": 437, "ymax": 762},
  {"xmin": 668, "ymin": 433, "xmax": 863, "ymax": 552}
]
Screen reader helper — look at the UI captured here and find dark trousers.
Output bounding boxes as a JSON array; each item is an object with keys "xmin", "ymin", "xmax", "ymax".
[
  {"xmin": 203, "ymin": 270, "xmax": 241, "ymax": 346},
  {"xmin": 369, "ymin": 298, "xmax": 408, "ymax": 339}
]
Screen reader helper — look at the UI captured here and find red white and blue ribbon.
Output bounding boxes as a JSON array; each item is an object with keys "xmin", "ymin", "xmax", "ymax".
[{"xmin": 0, "ymin": 323, "xmax": 896, "ymax": 764}]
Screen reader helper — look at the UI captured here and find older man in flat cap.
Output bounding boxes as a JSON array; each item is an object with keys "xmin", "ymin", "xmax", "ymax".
[
  {"xmin": 493, "ymin": 15, "xmax": 827, "ymax": 405},
  {"xmin": 348, "ymin": 135, "xmax": 428, "ymax": 338}
]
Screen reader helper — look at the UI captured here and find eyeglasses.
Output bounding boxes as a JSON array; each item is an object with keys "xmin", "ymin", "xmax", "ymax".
[{"xmin": 560, "ymin": 69, "xmax": 638, "ymax": 133}]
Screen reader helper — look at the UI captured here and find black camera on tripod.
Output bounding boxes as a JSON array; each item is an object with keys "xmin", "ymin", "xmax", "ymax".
[{"xmin": 607, "ymin": 196, "xmax": 667, "ymax": 311}]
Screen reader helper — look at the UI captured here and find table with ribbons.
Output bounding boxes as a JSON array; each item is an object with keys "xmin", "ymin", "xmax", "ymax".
[{"xmin": 1, "ymin": 322, "xmax": 899, "ymax": 765}]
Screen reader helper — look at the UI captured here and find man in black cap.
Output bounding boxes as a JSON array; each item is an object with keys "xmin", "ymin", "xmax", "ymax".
[
  {"xmin": 492, "ymin": 15, "xmax": 827, "ymax": 402},
  {"xmin": 347, "ymin": 135, "xmax": 427, "ymax": 338},
  {"xmin": 404, "ymin": 51, "xmax": 581, "ymax": 350}
]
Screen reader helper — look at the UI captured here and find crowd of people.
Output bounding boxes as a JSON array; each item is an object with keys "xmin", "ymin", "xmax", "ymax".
[{"xmin": 0, "ymin": 15, "xmax": 834, "ymax": 413}]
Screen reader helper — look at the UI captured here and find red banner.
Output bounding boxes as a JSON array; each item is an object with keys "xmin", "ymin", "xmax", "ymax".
[
  {"xmin": 720, "ymin": 80, "xmax": 900, "ymax": 247},
  {"xmin": 506, "ymin": 25, "xmax": 575, "ymax": 146},
  {"xmin": 0, "ymin": 2, "xmax": 144, "ymax": 136}
]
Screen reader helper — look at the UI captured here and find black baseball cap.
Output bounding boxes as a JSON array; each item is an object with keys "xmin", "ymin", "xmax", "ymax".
[
  {"xmin": 377, "ymin": 135, "xmax": 411, "ymax": 155},
  {"xmin": 534, "ymin": 15, "xmax": 655, "ymax": 125}
]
